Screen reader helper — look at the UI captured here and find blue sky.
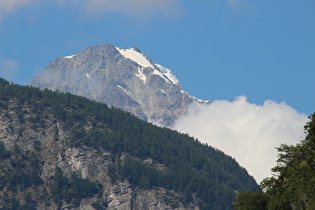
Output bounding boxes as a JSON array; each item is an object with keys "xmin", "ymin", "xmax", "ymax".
[
  {"xmin": 0, "ymin": 0, "xmax": 314, "ymax": 182},
  {"xmin": 0, "ymin": 0, "xmax": 314, "ymax": 115}
]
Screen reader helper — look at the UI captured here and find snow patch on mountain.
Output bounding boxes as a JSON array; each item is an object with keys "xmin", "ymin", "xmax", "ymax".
[
  {"xmin": 152, "ymin": 69, "xmax": 170, "ymax": 82},
  {"xmin": 117, "ymin": 85, "xmax": 134, "ymax": 100},
  {"xmin": 155, "ymin": 64, "xmax": 180, "ymax": 86},
  {"xmin": 180, "ymin": 90, "xmax": 210, "ymax": 104},
  {"xmin": 64, "ymin": 55, "xmax": 75, "ymax": 59},
  {"xmin": 116, "ymin": 47, "xmax": 182, "ymax": 88},
  {"xmin": 116, "ymin": 47, "xmax": 154, "ymax": 68},
  {"xmin": 135, "ymin": 67, "xmax": 147, "ymax": 84},
  {"xmin": 152, "ymin": 68, "xmax": 182, "ymax": 87}
]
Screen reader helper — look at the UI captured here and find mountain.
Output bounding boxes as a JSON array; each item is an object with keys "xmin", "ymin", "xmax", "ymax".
[
  {"xmin": 29, "ymin": 44, "xmax": 210, "ymax": 127},
  {"xmin": 0, "ymin": 78, "xmax": 260, "ymax": 209}
]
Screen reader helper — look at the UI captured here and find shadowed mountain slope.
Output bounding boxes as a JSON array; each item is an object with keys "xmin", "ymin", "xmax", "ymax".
[{"xmin": 0, "ymin": 78, "xmax": 259, "ymax": 209}]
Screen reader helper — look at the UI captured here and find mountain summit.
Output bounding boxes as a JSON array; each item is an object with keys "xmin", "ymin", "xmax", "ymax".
[{"xmin": 30, "ymin": 44, "xmax": 210, "ymax": 126}]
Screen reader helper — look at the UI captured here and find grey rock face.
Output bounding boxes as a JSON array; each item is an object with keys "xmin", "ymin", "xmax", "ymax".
[
  {"xmin": 30, "ymin": 44, "xmax": 210, "ymax": 126},
  {"xmin": 0, "ymin": 98, "xmax": 199, "ymax": 209}
]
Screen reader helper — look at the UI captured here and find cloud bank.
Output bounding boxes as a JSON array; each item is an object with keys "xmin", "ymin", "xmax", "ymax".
[
  {"xmin": 172, "ymin": 96, "xmax": 308, "ymax": 182},
  {"xmin": 0, "ymin": 0, "xmax": 181, "ymax": 21},
  {"xmin": 227, "ymin": 0, "xmax": 245, "ymax": 11},
  {"xmin": 226, "ymin": 0, "xmax": 255, "ymax": 14},
  {"xmin": 71, "ymin": 0, "xmax": 181, "ymax": 18},
  {"xmin": 0, "ymin": 0, "xmax": 39, "ymax": 20}
]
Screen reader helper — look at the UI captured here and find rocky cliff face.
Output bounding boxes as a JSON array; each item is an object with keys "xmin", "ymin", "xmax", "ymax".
[
  {"xmin": 0, "ymin": 98, "xmax": 199, "ymax": 209},
  {"xmin": 0, "ymin": 79, "xmax": 260, "ymax": 209},
  {"xmin": 29, "ymin": 44, "xmax": 210, "ymax": 126}
]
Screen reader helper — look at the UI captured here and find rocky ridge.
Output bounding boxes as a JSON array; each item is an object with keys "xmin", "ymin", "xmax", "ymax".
[
  {"xmin": 29, "ymin": 44, "xmax": 210, "ymax": 126},
  {"xmin": 0, "ymin": 79, "xmax": 260, "ymax": 209},
  {"xmin": 0, "ymin": 97, "xmax": 198, "ymax": 209}
]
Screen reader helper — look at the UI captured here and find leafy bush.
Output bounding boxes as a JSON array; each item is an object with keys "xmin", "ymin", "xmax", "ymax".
[
  {"xmin": 49, "ymin": 167, "xmax": 100, "ymax": 205},
  {"xmin": 234, "ymin": 113, "xmax": 315, "ymax": 209}
]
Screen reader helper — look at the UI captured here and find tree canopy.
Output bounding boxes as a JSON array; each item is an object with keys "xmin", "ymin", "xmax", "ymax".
[{"xmin": 234, "ymin": 113, "xmax": 315, "ymax": 210}]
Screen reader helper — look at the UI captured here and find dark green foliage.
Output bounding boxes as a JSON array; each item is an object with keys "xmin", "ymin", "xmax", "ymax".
[
  {"xmin": 23, "ymin": 191, "xmax": 37, "ymax": 210},
  {"xmin": 107, "ymin": 163, "xmax": 117, "ymax": 184},
  {"xmin": 0, "ymin": 141, "xmax": 11, "ymax": 159},
  {"xmin": 234, "ymin": 113, "xmax": 315, "ymax": 210},
  {"xmin": 33, "ymin": 140, "xmax": 41, "ymax": 152},
  {"xmin": 0, "ymin": 142, "xmax": 44, "ymax": 209},
  {"xmin": 0, "ymin": 144, "xmax": 43, "ymax": 191},
  {"xmin": 0, "ymin": 194, "xmax": 21, "ymax": 210},
  {"xmin": 91, "ymin": 201, "xmax": 107, "ymax": 210},
  {"xmin": 54, "ymin": 125, "xmax": 59, "ymax": 141},
  {"xmin": 49, "ymin": 167, "xmax": 100, "ymax": 205},
  {"xmin": 71, "ymin": 124, "xmax": 259, "ymax": 209},
  {"xmin": 233, "ymin": 191, "xmax": 268, "ymax": 210},
  {"xmin": 0, "ymin": 78, "xmax": 260, "ymax": 209}
]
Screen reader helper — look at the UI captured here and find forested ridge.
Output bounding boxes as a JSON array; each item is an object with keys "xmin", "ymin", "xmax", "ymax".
[{"xmin": 0, "ymin": 78, "xmax": 259, "ymax": 209}]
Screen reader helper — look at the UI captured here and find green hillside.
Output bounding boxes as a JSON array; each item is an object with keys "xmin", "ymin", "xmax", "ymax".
[{"xmin": 0, "ymin": 78, "xmax": 259, "ymax": 209}]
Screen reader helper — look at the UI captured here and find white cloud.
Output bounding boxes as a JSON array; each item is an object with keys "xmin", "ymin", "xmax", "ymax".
[
  {"xmin": 226, "ymin": 0, "xmax": 255, "ymax": 14},
  {"xmin": 0, "ymin": 0, "xmax": 39, "ymax": 20},
  {"xmin": 227, "ymin": 0, "xmax": 243, "ymax": 10},
  {"xmin": 0, "ymin": 59, "xmax": 19, "ymax": 81},
  {"xmin": 0, "ymin": 0, "xmax": 181, "ymax": 21},
  {"xmin": 172, "ymin": 96, "xmax": 308, "ymax": 183},
  {"xmin": 70, "ymin": 0, "xmax": 182, "ymax": 18}
]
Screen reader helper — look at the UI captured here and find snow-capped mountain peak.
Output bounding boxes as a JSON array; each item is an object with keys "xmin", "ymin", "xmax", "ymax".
[
  {"xmin": 116, "ymin": 47, "xmax": 181, "ymax": 87},
  {"xmin": 155, "ymin": 64, "xmax": 181, "ymax": 87},
  {"xmin": 116, "ymin": 47, "xmax": 154, "ymax": 68},
  {"xmin": 30, "ymin": 44, "xmax": 211, "ymax": 127}
]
